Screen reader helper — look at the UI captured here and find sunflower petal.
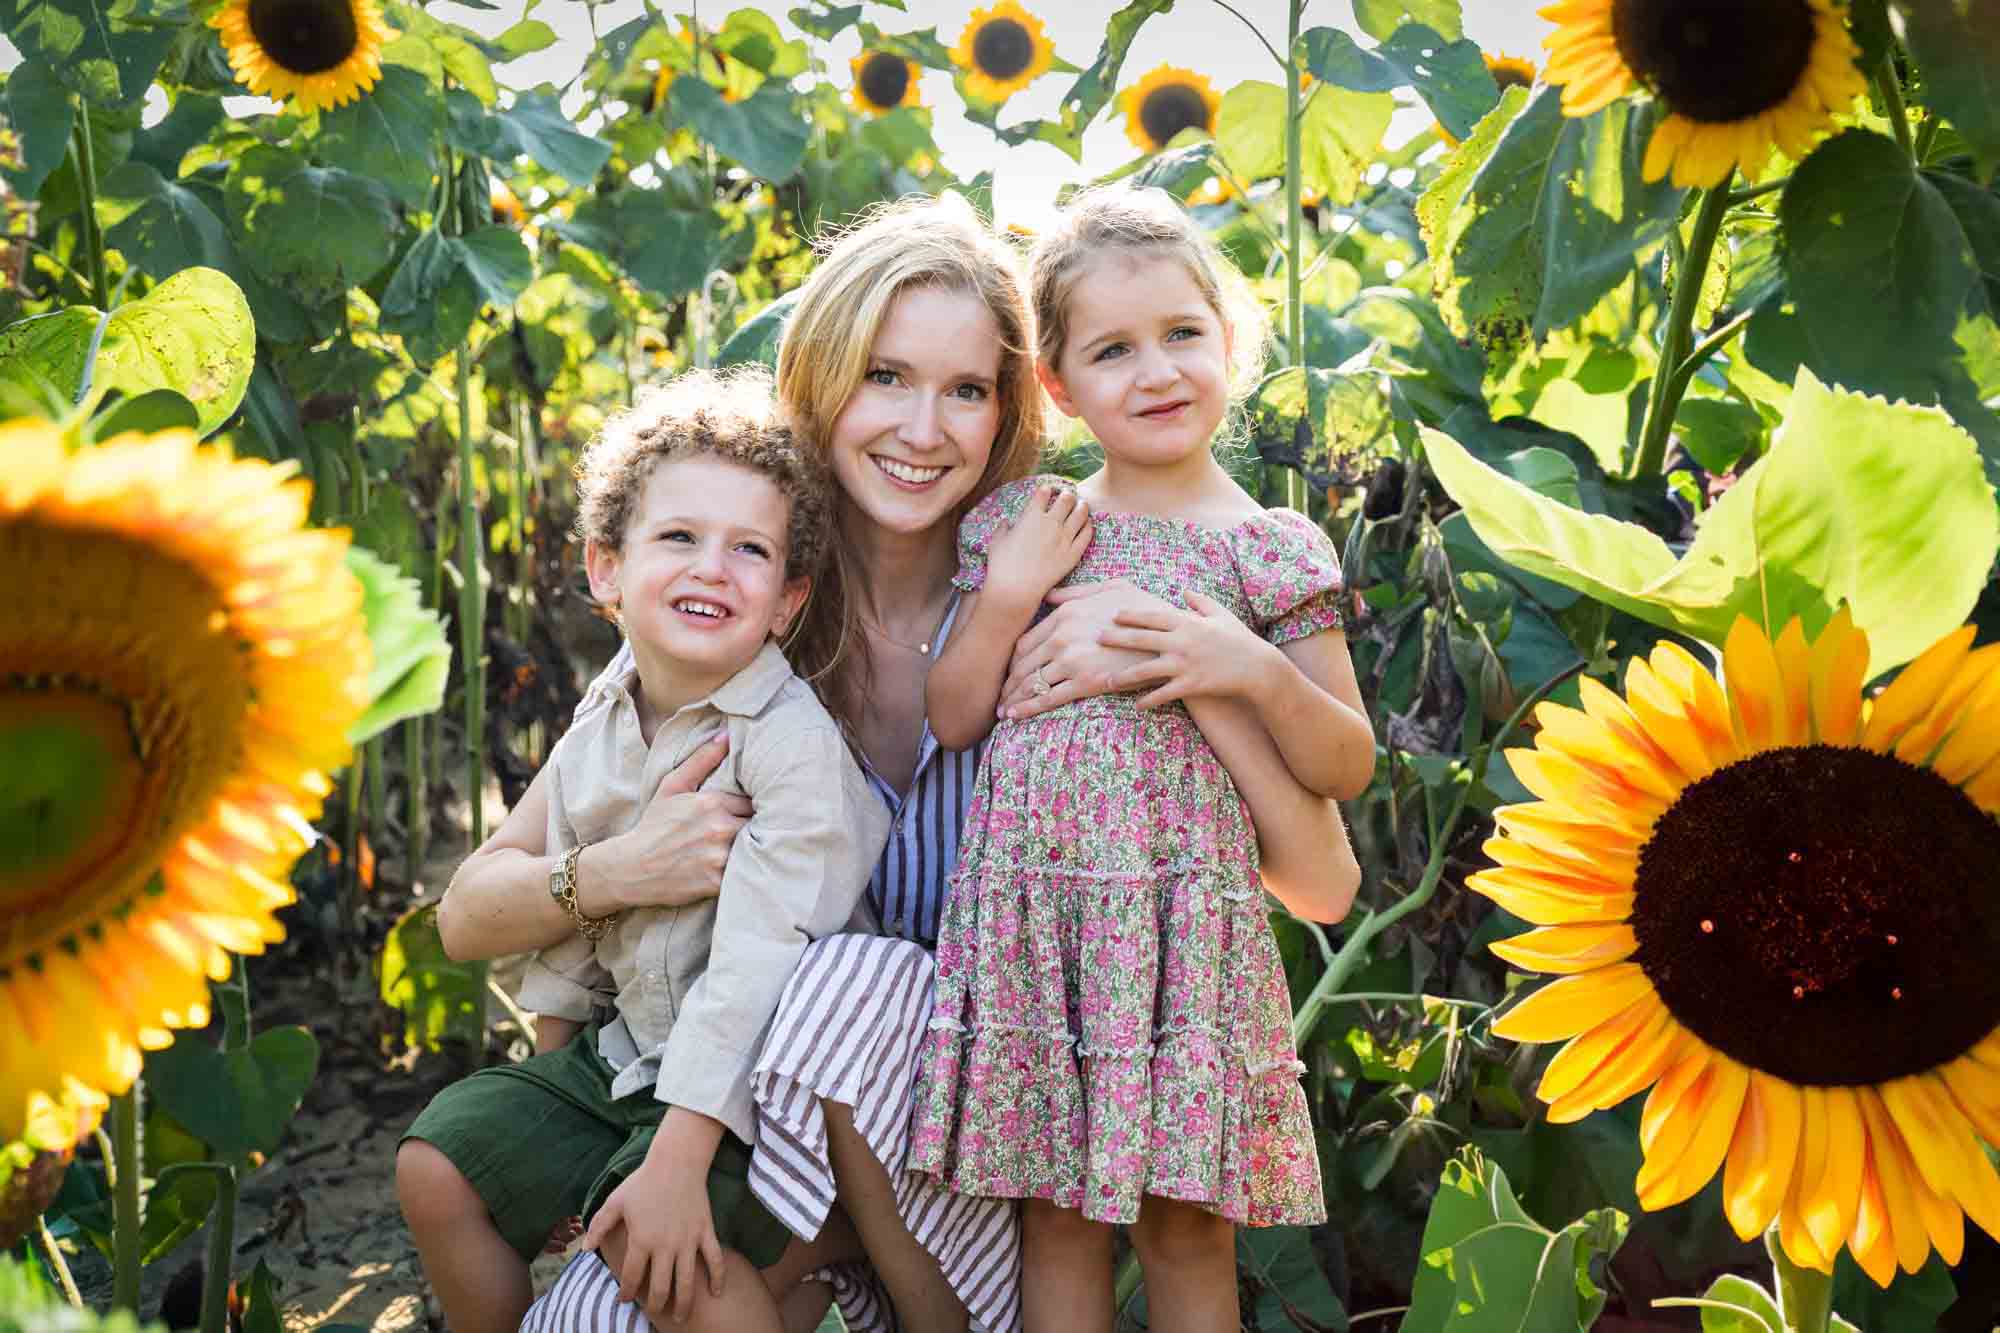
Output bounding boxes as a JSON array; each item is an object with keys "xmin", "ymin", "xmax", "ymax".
[
  {"xmin": 1536, "ymin": 995, "xmax": 1659, "ymax": 1103},
  {"xmin": 1802, "ymin": 1088, "xmax": 1866, "ymax": 1259},
  {"xmin": 1491, "ymin": 923, "xmax": 1638, "ymax": 975},
  {"xmin": 1723, "ymin": 1072, "xmax": 1802, "ymax": 1239},
  {"xmin": 1725, "ymin": 617, "xmax": 1789, "ymax": 754},
  {"xmin": 1862, "ymin": 625, "xmax": 1977, "ymax": 752},
  {"xmin": 1492, "ymin": 964, "xmax": 1655, "ymax": 1043},
  {"xmin": 1807, "ymin": 605, "xmax": 1870, "ymax": 744},
  {"xmin": 1638, "ymin": 1056, "xmax": 1749, "ymax": 1209}
]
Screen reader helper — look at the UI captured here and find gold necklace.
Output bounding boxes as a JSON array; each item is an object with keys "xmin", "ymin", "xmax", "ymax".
[{"xmin": 859, "ymin": 595, "xmax": 952, "ymax": 656}]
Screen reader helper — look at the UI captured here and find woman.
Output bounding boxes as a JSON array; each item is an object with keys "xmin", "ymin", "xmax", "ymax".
[{"xmin": 441, "ymin": 195, "xmax": 1356, "ymax": 1333}]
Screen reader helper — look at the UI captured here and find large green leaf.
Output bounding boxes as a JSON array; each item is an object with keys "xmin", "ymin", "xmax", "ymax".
[
  {"xmin": 0, "ymin": 307, "xmax": 96, "ymax": 412},
  {"xmin": 456, "ymin": 226, "xmax": 533, "ymax": 309},
  {"xmin": 0, "ymin": 0, "xmax": 178, "ymax": 107},
  {"xmin": 1351, "ymin": 0, "xmax": 1462, "ymax": 41},
  {"xmin": 225, "ymin": 146, "xmax": 400, "ymax": 307},
  {"xmin": 627, "ymin": 208, "xmax": 730, "ymax": 299},
  {"xmin": 716, "ymin": 288, "xmax": 799, "ymax": 369},
  {"xmin": 1235, "ymin": 1226, "xmax": 1344, "ymax": 1330},
  {"xmin": 1299, "ymin": 79, "xmax": 1396, "ymax": 205},
  {"xmin": 1782, "ymin": 130, "xmax": 1987, "ymax": 401},
  {"xmin": 670, "ymin": 77, "xmax": 807, "ymax": 183},
  {"xmin": 93, "ymin": 266, "xmax": 254, "ymax": 437},
  {"xmin": 380, "ymin": 904, "xmax": 486, "ymax": 1053},
  {"xmin": 98, "ymin": 159, "xmax": 234, "ymax": 276},
  {"xmin": 142, "ymin": 1026, "xmax": 320, "ymax": 1158},
  {"xmin": 1892, "ymin": 0, "xmax": 2000, "ymax": 181},
  {"xmin": 1298, "ymin": 23, "xmax": 1496, "ymax": 142},
  {"xmin": 347, "ymin": 546, "xmax": 451, "ymax": 744},
  {"xmin": 1424, "ymin": 370, "xmax": 1998, "ymax": 670},
  {"xmin": 1247, "ymin": 364, "xmax": 1394, "ymax": 489},
  {"xmin": 315, "ymin": 66, "xmax": 441, "ymax": 207},
  {"xmin": 446, "ymin": 87, "xmax": 613, "ymax": 189},
  {"xmin": 0, "ymin": 60, "xmax": 73, "ymax": 200}
]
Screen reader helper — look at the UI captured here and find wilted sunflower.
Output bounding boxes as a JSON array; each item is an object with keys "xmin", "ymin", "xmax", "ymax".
[
  {"xmin": 0, "ymin": 421, "xmax": 370, "ymax": 1149},
  {"xmin": 851, "ymin": 50, "xmax": 922, "ymax": 115},
  {"xmin": 1121, "ymin": 65, "xmax": 1221, "ymax": 153},
  {"xmin": 1476, "ymin": 610, "xmax": 2000, "ymax": 1286},
  {"xmin": 1539, "ymin": 0, "xmax": 1866, "ymax": 188},
  {"xmin": 951, "ymin": 1, "xmax": 1054, "ymax": 103},
  {"xmin": 209, "ymin": 0, "xmax": 394, "ymax": 115}
]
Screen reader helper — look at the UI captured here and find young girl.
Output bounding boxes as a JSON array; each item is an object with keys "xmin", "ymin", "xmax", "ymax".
[{"xmin": 911, "ymin": 186, "xmax": 1373, "ymax": 1332}]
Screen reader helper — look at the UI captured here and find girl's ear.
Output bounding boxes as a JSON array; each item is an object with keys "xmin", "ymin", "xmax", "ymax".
[
  {"xmin": 1035, "ymin": 359, "xmax": 1079, "ymax": 418},
  {"xmin": 772, "ymin": 575, "xmax": 812, "ymax": 639},
  {"xmin": 584, "ymin": 538, "xmax": 622, "ymax": 608}
]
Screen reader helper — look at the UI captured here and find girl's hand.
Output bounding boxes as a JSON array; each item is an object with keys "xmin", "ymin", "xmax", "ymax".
[
  {"xmin": 1096, "ymin": 589, "xmax": 1278, "ymax": 708},
  {"xmin": 983, "ymin": 484, "xmax": 1092, "ymax": 611},
  {"xmin": 580, "ymin": 735, "xmax": 751, "ymax": 915},
  {"xmin": 585, "ymin": 1155, "xmax": 724, "ymax": 1326},
  {"xmin": 999, "ymin": 579, "xmax": 1167, "ymax": 720}
]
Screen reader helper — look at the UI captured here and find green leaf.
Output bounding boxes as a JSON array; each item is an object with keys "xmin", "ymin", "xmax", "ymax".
[
  {"xmin": 98, "ymin": 159, "xmax": 234, "ymax": 276},
  {"xmin": 225, "ymin": 146, "xmax": 399, "ymax": 307},
  {"xmin": 1828, "ymin": 1249, "xmax": 1957, "ymax": 1331},
  {"xmin": 0, "ymin": 61, "xmax": 74, "ymax": 200},
  {"xmin": 1299, "ymin": 79, "xmax": 1396, "ymax": 205},
  {"xmin": 347, "ymin": 546, "xmax": 451, "ymax": 744},
  {"xmin": 1684, "ymin": 1274, "xmax": 1781, "ymax": 1332},
  {"xmin": 1247, "ymin": 364, "xmax": 1394, "ymax": 490},
  {"xmin": 456, "ymin": 226, "xmax": 532, "ymax": 309},
  {"xmin": 1214, "ymin": 80, "xmax": 1286, "ymax": 179},
  {"xmin": 669, "ymin": 77, "xmax": 807, "ymax": 183},
  {"xmin": 142, "ymin": 1027, "xmax": 320, "ymax": 1157},
  {"xmin": 94, "ymin": 266, "xmax": 254, "ymax": 438},
  {"xmin": 1298, "ymin": 23, "xmax": 1496, "ymax": 142},
  {"xmin": 1235, "ymin": 1226, "xmax": 1344, "ymax": 1329},
  {"xmin": 90, "ymin": 386, "xmax": 197, "ymax": 438},
  {"xmin": 717, "ymin": 288, "xmax": 799, "ymax": 369},
  {"xmin": 0, "ymin": 308, "xmax": 98, "ymax": 412},
  {"xmin": 1892, "ymin": 0, "xmax": 2000, "ymax": 180},
  {"xmin": 626, "ymin": 208, "xmax": 730, "ymax": 299},
  {"xmin": 380, "ymin": 903, "xmax": 487, "ymax": 1052},
  {"xmin": 1677, "ymin": 397, "xmax": 1765, "ymax": 474},
  {"xmin": 494, "ymin": 89, "xmax": 613, "ymax": 188},
  {"xmin": 494, "ymin": 18, "xmax": 556, "ymax": 59},
  {"xmin": 315, "ymin": 66, "xmax": 441, "ymax": 208},
  {"xmin": 1351, "ymin": 0, "xmax": 1462, "ymax": 41},
  {"xmin": 379, "ymin": 227, "xmax": 458, "ymax": 319},
  {"xmin": 0, "ymin": 0, "xmax": 179, "ymax": 107},
  {"xmin": 1782, "ymin": 130, "xmax": 1987, "ymax": 400}
]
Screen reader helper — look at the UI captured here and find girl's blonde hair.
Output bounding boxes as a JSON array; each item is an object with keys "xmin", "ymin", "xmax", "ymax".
[
  {"xmin": 1029, "ymin": 184, "xmax": 1268, "ymax": 398},
  {"xmin": 574, "ymin": 364, "xmax": 832, "ymax": 588},
  {"xmin": 776, "ymin": 193, "xmax": 1046, "ymax": 725}
]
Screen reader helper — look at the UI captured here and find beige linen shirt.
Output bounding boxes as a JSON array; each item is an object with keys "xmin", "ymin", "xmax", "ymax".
[{"xmin": 517, "ymin": 639, "xmax": 888, "ymax": 1143}]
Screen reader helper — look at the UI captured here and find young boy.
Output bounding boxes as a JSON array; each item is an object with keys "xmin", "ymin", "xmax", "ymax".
[{"xmin": 397, "ymin": 368, "xmax": 888, "ymax": 1333}]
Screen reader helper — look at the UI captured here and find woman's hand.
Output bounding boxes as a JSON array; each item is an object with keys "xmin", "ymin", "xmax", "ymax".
[
  {"xmin": 983, "ymin": 484, "xmax": 1092, "ymax": 611},
  {"xmin": 998, "ymin": 579, "xmax": 1167, "ymax": 720},
  {"xmin": 1095, "ymin": 589, "xmax": 1279, "ymax": 708},
  {"xmin": 575, "ymin": 735, "xmax": 751, "ymax": 917}
]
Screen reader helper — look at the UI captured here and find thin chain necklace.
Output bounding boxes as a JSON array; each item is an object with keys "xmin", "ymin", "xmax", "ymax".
[{"xmin": 858, "ymin": 593, "xmax": 953, "ymax": 656}]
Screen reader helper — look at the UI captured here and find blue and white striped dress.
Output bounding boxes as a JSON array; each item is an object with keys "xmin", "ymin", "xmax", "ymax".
[{"xmin": 524, "ymin": 603, "xmax": 1023, "ymax": 1333}]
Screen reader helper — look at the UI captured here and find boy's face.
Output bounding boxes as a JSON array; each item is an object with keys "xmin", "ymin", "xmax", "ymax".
[{"xmin": 586, "ymin": 456, "xmax": 810, "ymax": 690}]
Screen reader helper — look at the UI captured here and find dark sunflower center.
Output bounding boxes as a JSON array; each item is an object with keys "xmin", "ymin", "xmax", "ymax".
[
  {"xmin": 1139, "ymin": 84, "xmax": 1212, "ymax": 148},
  {"xmin": 972, "ymin": 18, "xmax": 1034, "ymax": 81},
  {"xmin": 1631, "ymin": 745, "xmax": 2000, "ymax": 1086},
  {"xmin": 1609, "ymin": 0, "xmax": 1817, "ymax": 124},
  {"xmin": 858, "ymin": 52, "xmax": 911, "ymax": 109},
  {"xmin": 247, "ymin": 0, "xmax": 361, "ymax": 76},
  {"xmin": 1492, "ymin": 65, "xmax": 1534, "ymax": 93}
]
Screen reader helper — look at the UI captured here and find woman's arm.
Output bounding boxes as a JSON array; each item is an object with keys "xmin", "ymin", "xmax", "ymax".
[{"xmin": 435, "ymin": 735, "xmax": 750, "ymax": 961}]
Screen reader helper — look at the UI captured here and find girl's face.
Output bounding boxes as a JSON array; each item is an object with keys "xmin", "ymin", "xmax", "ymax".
[
  {"xmin": 826, "ymin": 284, "xmax": 1005, "ymax": 537},
  {"xmin": 586, "ymin": 456, "xmax": 809, "ymax": 691},
  {"xmin": 1038, "ymin": 251, "xmax": 1232, "ymax": 476}
]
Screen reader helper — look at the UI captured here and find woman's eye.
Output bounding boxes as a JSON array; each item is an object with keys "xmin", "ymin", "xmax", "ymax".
[
  {"xmin": 949, "ymin": 383, "xmax": 989, "ymax": 401},
  {"xmin": 865, "ymin": 367, "xmax": 898, "ymax": 387}
]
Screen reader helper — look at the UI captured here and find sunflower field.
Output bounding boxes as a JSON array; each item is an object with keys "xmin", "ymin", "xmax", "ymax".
[{"xmin": 2, "ymin": 0, "xmax": 1998, "ymax": 1330}]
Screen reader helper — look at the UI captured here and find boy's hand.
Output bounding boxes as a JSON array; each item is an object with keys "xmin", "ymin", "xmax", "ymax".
[
  {"xmin": 1095, "ymin": 589, "xmax": 1278, "ymax": 707},
  {"xmin": 984, "ymin": 484, "xmax": 1091, "ymax": 611},
  {"xmin": 583, "ymin": 1113, "xmax": 725, "ymax": 1326}
]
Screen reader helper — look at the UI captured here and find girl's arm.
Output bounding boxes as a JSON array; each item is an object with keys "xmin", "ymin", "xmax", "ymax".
[{"xmin": 927, "ymin": 484, "xmax": 1092, "ymax": 749}]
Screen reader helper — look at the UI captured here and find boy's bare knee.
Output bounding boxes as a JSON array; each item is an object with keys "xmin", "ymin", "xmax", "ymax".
[
  {"xmin": 1129, "ymin": 1198, "xmax": 1233, "ymax": 1268},
  {"xmin": 396, "ymin": 1140, "xmax": 479, "ymax": 1228}
]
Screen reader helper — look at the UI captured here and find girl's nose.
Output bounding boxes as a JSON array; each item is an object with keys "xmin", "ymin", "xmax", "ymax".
[{"xmin": 1135, "ymin": 344, "xmax": 1180, "ymax": 389}]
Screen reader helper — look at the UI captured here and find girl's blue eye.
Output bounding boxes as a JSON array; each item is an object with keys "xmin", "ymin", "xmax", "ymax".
[
  {"xmin": 1169, "ymin": 325, "xmax": 1202, "ymax": 341},
  {"xmin": 1092, "ymin": 342, "xmax": 1127, "ymax": 362}
]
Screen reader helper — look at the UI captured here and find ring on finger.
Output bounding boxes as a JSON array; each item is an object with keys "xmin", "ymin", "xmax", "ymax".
[{"xmin": 1031, "ymin": 665, "xmax": 1052, "ymax": 696}]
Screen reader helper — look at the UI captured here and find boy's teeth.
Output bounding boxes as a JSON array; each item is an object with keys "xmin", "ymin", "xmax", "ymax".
[
  {"xmin": 675, "ymin": 599, "xmax": 727, "ymax": 618},
  {"xmin": 876, "ymin": 457, "xmax": 946, "ymax": 484}
]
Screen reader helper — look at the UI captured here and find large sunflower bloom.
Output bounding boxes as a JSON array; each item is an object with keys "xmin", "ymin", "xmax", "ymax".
[
  {"xmin": 1538, "ymin": 0, "xmax": 1867, "ymax": 187},
  {"xmin": 1476, "ymin": 611, "xmax": 2000, "ymax": 1286},
  {"xmin": 951, "ymin": 1, "xmax": 1054, "ymax": 103},
  {"xmin": 850, "ymin": 50, "xmax": 923, "ymax": 116},
  {"xmin": 209, "ymin": 0, "xmax": 394, "ymax": 115},
  {"xmin": 1120, "ymin": 65, "xmax": 1221, "ymax": 153},
  {"xmin": 0, "ymin": 421, "xmax": 370, "ymax": 1149}
]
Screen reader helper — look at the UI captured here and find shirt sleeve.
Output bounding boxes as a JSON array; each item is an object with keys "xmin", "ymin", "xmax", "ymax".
[
  {"xmin": 653, "ymin": 716, "xmax": 892, "ymax": 1139},
  {"xmin": 518, "ymin": 933, "xmax": 612, "ymax": 1021},
  {"xmin": 1235, "ymin": 508, "xmax": 1347, "ymax": 648},
  {"xmin": 951, "ymin": 475, "xmax": 1058, "ymax": 594}
]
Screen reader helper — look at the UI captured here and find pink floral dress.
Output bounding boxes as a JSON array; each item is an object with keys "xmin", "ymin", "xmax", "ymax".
[{"xmin": 908, "ymin": 475, "xmax": 1344, "ymax": 1227}]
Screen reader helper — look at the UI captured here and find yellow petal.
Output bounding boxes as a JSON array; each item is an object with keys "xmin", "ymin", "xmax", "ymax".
[
  {"xmin": 1849, "ymin": 1154, "xmax": 1900, "ymax": 1287},
  {"xmin": 1578, "ymin": 674, "xmax": 1695, "ymax": 788},
  {"xmin": 1807, "ymin": 606, "xmax": 1870, "ymax": 744},
  {"xmin": 1638, "ymin": 1057, "xmax": 1749, "ymax": 1209},
  {"xmin": 1724, "ymin": 616, "xmax": 1788, "ymax": 754},
  {"xmin": 1623, "ymin": 657, "xmax": 1721, "ymax": 782},
  {"xmin": 1802, "ymin": 1088, "xmax": 1866, "ymax": 1259},
  {"xmin": 1930, "ymin": 662, "xmax": 2000, "ymax": 784},
  {"xmin": 1940, "ymin": 1056, "xmax": 2000, "ymax": 1145},
  {"xmin": 1723, "ymin": 1072, "xmax": 1802, "ymax": 1239},
  {"xmin": 1857, "ymin": 1089, "xmax": 1934, "ymax": 1275},
  {"xmin": 1466, "ymin": 866, "xmax": 1636, "ymax": 927},
  {"xmin": 1532, "ymin": 701, "xmax": 1685, "ymax": 804},
  {"xmin": 1894, "ymin": 643, "xmax": 2000, "ymax": 765},
  {"xmin": 1879, "ymin": 1074, "xmax": 2000, "ymax": 1241},
  {"xmin": 1491, "ymin": 806, "xmax": 1643, "ymax": 878},
  {"xmin": 1642, "ymin": 1045, "xmax": 1714, "ymax": 1152},
  {"xmin": 1506, "ymin": 747, "xmax": 1665, "ymax": 837},
  {"xmin": 1537, "ymin": 994, "xmax": 1659, "ymax": 1103},
  {"xmin": 1491, "ymin": 923, "xmax": 1638, "ymax": 975},
  {"xmin": 1492, "ymin": 964, "xmax": 1655, "ymax": 1043},
  {"xmin": 1548, "ymin": 1016, "xmax": 1688, "ymax": 1121},
  {"xmin": 1862, "ymin": 625, "xmax": 1977, "ymax": 751}
]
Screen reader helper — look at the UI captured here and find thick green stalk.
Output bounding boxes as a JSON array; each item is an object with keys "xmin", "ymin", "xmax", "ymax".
[
  {"xmin": 1629, "ymin": 181, "xmax": 1732, "ymax": 481},
  {"xmin": 457, "ymin": 343, "xmax": 485, "ymax": 849},
  {"xmin": 1283, "ymin": 0, "xmax": 1306, "ymax": 514},
  {"xmin": 404, "ymin": 714, "xmax": 429, "ymax": 884},
  {"xmin": 1767, "ymin": 1227, "xmax": 1834, "ymax": 1333},
  {"xmin": 199, "ymin": 1169, "xmax": 238, "ymax": 1333},
  {"xmin": 1874, "ymin": 53, "xmax": 1915, "ymax": 161},
  {"xmin": 109, "ymin": 1087, "xmax": 141, "ymax": 1313},
  {"xmin": 69, "ymin": 106, "xmax": 110, "ymax": 310}
]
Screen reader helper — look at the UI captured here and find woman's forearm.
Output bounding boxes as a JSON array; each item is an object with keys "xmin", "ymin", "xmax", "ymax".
[
  {"xmin": 1186, "ymin": 694, "xmax": 1360, "ymax": 924},
  {"xmin": 436, "ymin": 845, "xmax": 575, "ymax": 960}
]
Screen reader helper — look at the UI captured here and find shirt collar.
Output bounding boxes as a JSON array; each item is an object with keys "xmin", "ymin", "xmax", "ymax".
[{"xmin": 592, "ymin": 637, "xmax": 794, "ymax": 722}]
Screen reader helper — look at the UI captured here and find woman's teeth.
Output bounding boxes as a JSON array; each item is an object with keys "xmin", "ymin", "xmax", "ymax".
[
  {"xmin": 874, "ymin": 457, "xmax": 947, "ymax": 485},
  {"xmin": 674, "ymin": 599, "xmax": 729, "ymax": 619}
]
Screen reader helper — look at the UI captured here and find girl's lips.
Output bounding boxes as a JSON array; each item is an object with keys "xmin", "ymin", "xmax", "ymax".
[{"xmin": 1137, "ymin": 400, "xmax": 1191, "ymax": 420}]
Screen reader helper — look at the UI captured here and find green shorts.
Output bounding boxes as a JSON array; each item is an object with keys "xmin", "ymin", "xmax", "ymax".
[{"xmin": 402, "ymin": 1026, "xmax": 790, "ymax": 1265}]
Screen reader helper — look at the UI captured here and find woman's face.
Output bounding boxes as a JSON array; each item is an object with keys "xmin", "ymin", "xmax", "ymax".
[{"xmin": 826, "ymin": 283, "xmax": 1005, "ymax": 537}]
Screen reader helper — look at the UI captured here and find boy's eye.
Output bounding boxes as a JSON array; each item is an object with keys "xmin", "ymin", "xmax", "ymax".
[
  {"xmin": 660, "ymin": 528, "xmax": 694, "ymax": 543},
  {"xmin": 736, "ymin": 542, "xmax": 772, "ymax": 559}
]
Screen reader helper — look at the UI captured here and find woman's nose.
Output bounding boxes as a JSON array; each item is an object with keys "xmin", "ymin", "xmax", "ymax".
[{"xmin": 897, "ymin": 396, "xmax": 945, "ymax": 450}]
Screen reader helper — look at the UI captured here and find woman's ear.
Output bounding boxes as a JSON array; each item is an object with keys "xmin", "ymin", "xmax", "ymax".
[
  {"xmin": 772, "ymin": 575, "xmax": 811, "ymax": 639},
  {"xmin": 584, "ymin": 538, "xmax": 622, "ymax": 608},
  {"xmin": 1034, "ymin": 359, "xmax": 1079, "ymax": 418}
]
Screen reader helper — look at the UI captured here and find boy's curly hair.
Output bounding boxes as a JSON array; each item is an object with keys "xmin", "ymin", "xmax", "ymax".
[{"xmin": 573, "ymin": 366, "xmax": 832, "ymax": 585}]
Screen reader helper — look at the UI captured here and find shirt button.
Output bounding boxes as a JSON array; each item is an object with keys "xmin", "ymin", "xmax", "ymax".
[{"xmin": 646, "ymin": 969, "xmax": 662, "ymax": 983}]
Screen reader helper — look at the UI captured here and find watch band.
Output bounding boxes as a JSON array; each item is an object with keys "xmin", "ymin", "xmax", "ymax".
[{"xmin": 549, "ymin": 843, "xmax": 615, "ymax": 940}]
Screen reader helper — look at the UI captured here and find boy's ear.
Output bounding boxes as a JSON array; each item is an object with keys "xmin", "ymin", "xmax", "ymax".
[
  {"xmin": 1034, "ymin": 359, "xmax": 1079, "ymax": 418},
  {"xmin": 584, "ymin": 538, "xmax": 622, "ymax": 607},
  {"xmin": 772, "ymin": 575, "xmax": 811, "ymax": 639}
]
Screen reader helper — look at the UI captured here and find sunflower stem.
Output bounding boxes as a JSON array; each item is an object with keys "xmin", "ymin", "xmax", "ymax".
[
  {"xmin": 199, "ymin": 1166, "xmax": 238, "ymax": 1333},
  {"xmin": 109, "ymin": 1086, "xmax": 142, "ymax": 1314},
  {"xmin": 1283, "ymin": 0, "xmax": 1305, "ymax": 514},
  {"xmin": 1629, "ymin": 180, "xmax": 1732, "ymax": 482},
  {"xmin": 457, "ymin": 347, "xmax": 485, "ymax": 851},
  {"xmin": 69, "ymin": 103, "xmax": 110, "ymax": 311},
  {"xmin": 1873, "ymin": 53, "xmax": 1915, "ymax": 162},
  {"xmin": 1767, "ymin": 1226, "xmax": 1835, "ymax": 1333},
  {"xmin": 36, "ymin": 1214, "xmax": 82, "ymax": 1307}
]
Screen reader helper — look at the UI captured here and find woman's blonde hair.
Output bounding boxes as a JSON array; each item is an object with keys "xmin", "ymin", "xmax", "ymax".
[
  {"xmin": 1029, "ymin": 184, "xmax": 1268, "ymax": 398},
  {"xmin": 776, "ymin": 193, "xmax": 1046, "ymax": 725}
]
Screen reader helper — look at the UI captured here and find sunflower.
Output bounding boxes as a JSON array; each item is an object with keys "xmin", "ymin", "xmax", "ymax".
[
  {"xmin": 1475, "ymin": 610, "xmax": 2000, "ymax": 1285},
  {"xmin": 850, "ymin": 50, "xmax": 922, "ymax": 116},
  {"xmin": 1120, "ymin": 65, "xmax": 1221, "ymax": 154},
  {"xmin": 0, "ymin": 421, "xmax": 370, "ymax": 1149},
  {"xmin": 950, "ymin": 1, "xmax": 1055, "ymax": 103},
  {"xmin": 1538, "ymin": 0, "xmax": 1866, "ymax": 188},
  {"xmin": 490, "ymin": 179, "xmax": 524, "ymax": 226},
  {"xmin": 209, "ymin": 0, "xmax": 394, "ymax": 115}
]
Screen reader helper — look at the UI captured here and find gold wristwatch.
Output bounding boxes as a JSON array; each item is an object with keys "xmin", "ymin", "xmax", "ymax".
[{"xmin": 549, "ymin": 843, "xmax": 615, "ymax": 940}]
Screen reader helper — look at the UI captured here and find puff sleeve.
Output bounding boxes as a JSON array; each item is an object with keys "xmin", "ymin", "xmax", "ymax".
[
  {"xmin": 1233, "ymin": 508, "xmax": 1346, "ymax": 647},
  {"xmin": 951, "ymin": 475, "xmax": 1071, "ymax": 594}
]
